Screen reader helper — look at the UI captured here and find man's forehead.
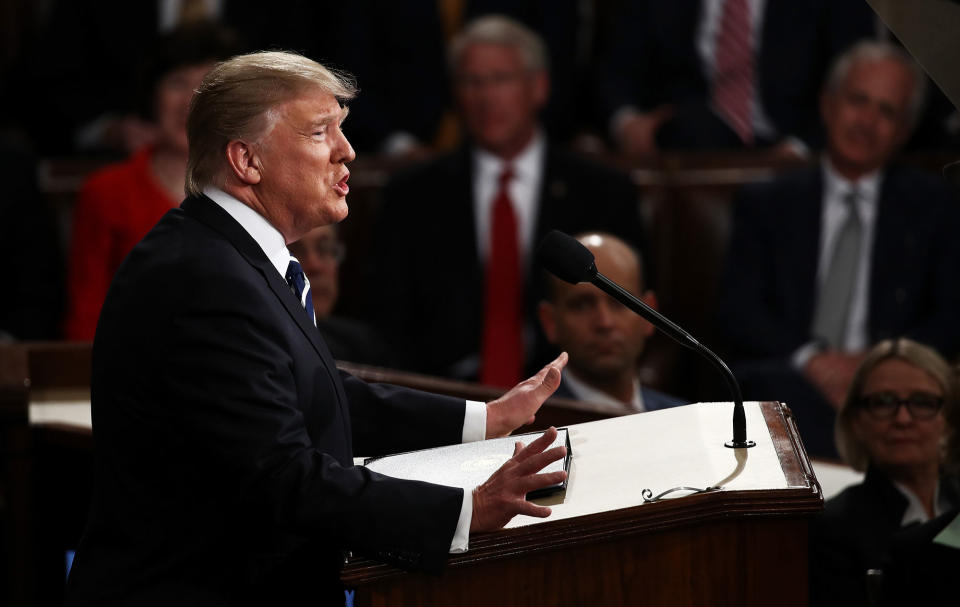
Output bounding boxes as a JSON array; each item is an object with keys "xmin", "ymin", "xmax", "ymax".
[{"xmin": 278, "ymin": 91, "xmax": 348, "ymax": 122}]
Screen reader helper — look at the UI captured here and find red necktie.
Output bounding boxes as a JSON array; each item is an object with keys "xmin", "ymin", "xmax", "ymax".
[
  {"xmin": 480, "ymin": 167, "xmax": 524, "ymax": 388},
  {"xmin": 713, "ymin": 0, "xmax": 755, "ymax": 145}
]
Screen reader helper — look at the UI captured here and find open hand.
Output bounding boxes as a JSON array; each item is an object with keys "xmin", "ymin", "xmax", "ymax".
[
  {"xmin": 486, "ymin": 352, "xmax": 567, "ymax": 439},
  {"xmin": 470, "ymin": 426, "xmax": 567, "ymax": 533}
]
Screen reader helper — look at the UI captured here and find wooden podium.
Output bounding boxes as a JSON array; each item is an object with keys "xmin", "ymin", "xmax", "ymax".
[{"xmin": 342, "ymin": 401, "xmax": 822, "ymax": 607}]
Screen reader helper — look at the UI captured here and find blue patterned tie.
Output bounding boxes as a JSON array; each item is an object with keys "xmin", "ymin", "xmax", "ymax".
[{"xmin": 285, "ymin": 257, "xmax": 316, "ymax": 326}]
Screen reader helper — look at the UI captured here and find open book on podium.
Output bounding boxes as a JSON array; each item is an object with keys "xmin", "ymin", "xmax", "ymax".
[{"xmin": 343, "ymin": 401, "xmax": 823, "ymax": 607}]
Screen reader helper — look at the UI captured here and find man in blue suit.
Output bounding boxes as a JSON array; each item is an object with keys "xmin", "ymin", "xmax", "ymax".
[
  {"xmin": 64, "ymin": 51, "xmax": 569, "ymax": 606},
  {"xmin": 538, "ymin": 232, "xmax": 686, "ymax": 412},
  {"xmin": 717, "ymin": 42, "xmax": 960, "ymax": 458}
]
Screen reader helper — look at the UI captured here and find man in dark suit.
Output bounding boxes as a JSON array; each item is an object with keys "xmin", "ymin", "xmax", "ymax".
[
  {"xmin": 717, "ymin": 41, "xmax": 960, "ymax": 458},
  {"xmin": 64, "ymin": 51, "xmax": 570, "ymax": 606},
  {"xmin": 538, "ymin": 232, "xmax": 685, "ymax": 412},
  {"xmin": 372, "ymin": 16, "xmax": 644, "ymax": 387},
  {"xmin": 598, "ymin": 0, "xmax": 874, "ymax": 161}
]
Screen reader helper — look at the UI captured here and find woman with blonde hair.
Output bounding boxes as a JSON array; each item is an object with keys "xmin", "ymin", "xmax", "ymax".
[{"xmin": 809, "ymin": 338, "xmax": 960, "ymax": 606}]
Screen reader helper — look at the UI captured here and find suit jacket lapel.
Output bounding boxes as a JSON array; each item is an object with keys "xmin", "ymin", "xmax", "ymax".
[
  {"xmin": 794, "ymin": 167, "xmax": 825, "ymax": 328},
  {"xmin": 180, "ymin": 196, "xmax": 351, "ymax": 418}
]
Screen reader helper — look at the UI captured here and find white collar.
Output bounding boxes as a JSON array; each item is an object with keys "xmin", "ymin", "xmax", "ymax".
[
  {"xmin": 562, "ymin": 369, "xmax": 645, "ymax": 412},
  {"xmin": 822, "ymin": 157, "xmax": 882, "ymax": 204},
  {"xmin": 202, "ymin": 186, "xmax": 290, "ymax": 279},
  {"xmin": 473, "ymin": 130, "xmax": 545, "ymax": 183}
]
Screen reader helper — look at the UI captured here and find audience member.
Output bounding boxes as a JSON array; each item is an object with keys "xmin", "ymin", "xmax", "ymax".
[
  {"xmin": 716, "ymin": 41, "xmax": 960, "ymax": 457},
  {"xmin": 288, "ymin": 225, "xmax": 393, "ymax": 366},
  {"xmin": 334, "ymin": 1, "xmax": 597, "ymax": 154},
  {"xmin": 371, "ymin": 15, "xmax": 644, "ymax": 387},
  {"xmin": 809, "ymin": 338, "xmax": 960, "ymax": 607},
  {"xmin": 598, "ymin": 0, "xmax": 874, "ymax": 161},
  {"xmin": 27, "ymin": 1, "xmax": 336, "ymax": 154},
  {"xmin": 64, "ymin": 23, "xmax": 237, "ymax": 340},
  {"xmin": 538, "ymin": 232, "xmax": 685, "ymax": 411},
  {"xmin": 0, "ymin": 142, "xmax": 63, "ymax": 340}
]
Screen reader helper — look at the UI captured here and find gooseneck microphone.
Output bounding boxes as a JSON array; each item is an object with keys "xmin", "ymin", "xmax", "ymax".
[{"xmin": 538, "ymin": 230, "xmax": 755, "ymax": 449}]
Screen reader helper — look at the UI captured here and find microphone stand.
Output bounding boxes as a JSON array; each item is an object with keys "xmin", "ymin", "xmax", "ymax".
[{"xmin": 592, "ymin": 273, "xmax": 755, "ymax": 448}]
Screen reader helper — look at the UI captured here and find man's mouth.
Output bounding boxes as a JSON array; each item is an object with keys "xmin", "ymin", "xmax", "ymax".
[{"xmin": 334, "ymin": 172, "xmax": 350, "ymax": 196}]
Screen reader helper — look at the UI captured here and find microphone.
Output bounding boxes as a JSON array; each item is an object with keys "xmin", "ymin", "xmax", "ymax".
[{"xmin": 537, "ymin": 230, "xmax": 755, "ymax": 449}]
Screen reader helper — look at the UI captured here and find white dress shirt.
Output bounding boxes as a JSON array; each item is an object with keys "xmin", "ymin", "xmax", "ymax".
[
  {"xmin": 203, "ymin": 186, "xmax": 486, "ymax": 552},
  {"xmin": 792, "ymin": 161, "xmax": 882, "ymax": 369},
  {"xmin": 893, "ymin": 480, "xmax": 952, "ymax": 526},
  {"xmin": 472, "ymin": 131, "xmax": 546, "ymax": 266},
  {"xmin": 562, "ymin": 369, "xmax": 646, "ymax": 412}
]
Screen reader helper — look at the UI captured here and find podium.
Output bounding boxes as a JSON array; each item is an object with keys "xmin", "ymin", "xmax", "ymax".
[{"xmin": 342, "ymin": 401, "xmax": 822, "ymax": 606}]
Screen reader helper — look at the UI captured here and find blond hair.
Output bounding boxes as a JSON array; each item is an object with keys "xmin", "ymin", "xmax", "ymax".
[
  {"xmin": 185, "ymin": 51, "xmax": 357, "ymax": 196},
  {"xmin": 835, "ymin": 338, "xmax": 958, "ymax": 473}
]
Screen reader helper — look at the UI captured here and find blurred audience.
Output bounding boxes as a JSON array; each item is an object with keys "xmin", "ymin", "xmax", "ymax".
[
  {"xmin": 26, "ymin": 1, "xmax": 335, "ymax": 154},
  {"xmin": 334, "ymin": 1, "xmax": 599, "ymax": 155},
  {"xmin": 538, "ymin": 232, "xmax": 685, "ymax": 411},
  {"xmin": 371, "ymin": 16, "xmax": 644, "ymax": 386},
  {"xmin": 0, "ymin": 142, "xmax": 64, "ymax": 341},
  {"xmin": 597, "ymin": 0, "xmax": 874, "ymax": 162},
  {"xmin": 64, "ymin": 23, "xmax": 237, "ymax": 340},
  {"xmin": 716, "ymin": 41, "xmax": 960, "ymax": 457},
  {"xmin": 288, "ymin": 225, "xmax": 393, "ymax": 366},
  {"xmin": 809, "ymin": 338, "xmax": 960, "ymax": 607}
]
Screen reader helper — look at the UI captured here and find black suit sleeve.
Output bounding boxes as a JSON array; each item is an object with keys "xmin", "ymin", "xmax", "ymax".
[{"xmin": 154, "ymin": 268, "xmax": 461, "ymax": 571}]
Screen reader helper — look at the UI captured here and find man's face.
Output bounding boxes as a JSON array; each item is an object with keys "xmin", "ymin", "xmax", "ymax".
[
  {"xmin": 288, "ymin": 224, "xmax": 342, "ymax": 319},
  {"xmin": 822, "ymin": 58, "xmax": 915, "ymax": 177},
  {"xmin": 454, "ymin": 42, "xmax": 547, "ymax": 158},
  {"xmin": 254, "ymin": 90, "xmax": 355, "ymax": 243},
  {"xmin": 539, "ymin": 243, "xmax": 653, "ymax": 382},
  {"xmin": 156, "ymin": 62, "xmax": 214, "ymax": 154}
]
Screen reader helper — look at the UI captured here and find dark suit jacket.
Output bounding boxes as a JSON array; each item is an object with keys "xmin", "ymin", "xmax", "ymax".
[
  {"xmin": 882, "ymin": 507, "xmax": 960, "ymax": 605},
  {"xmin": 370, "ymin": 143, "xmax": 644, "ymax": 381},
  {"xmin": 553, "ymin": 378, "xmax": 687, "ymax": 412},
  {"xmin": 598, "ymin": 0, "xmax": 874, "ymax": 148},
  {"xmin": 717, "ymin": 164, "xmax": 960, "ymax": 361},
  {"xmin": 809, "ymin": 468, "xmax": 960, "ymax": 607},
  {"xmin": 65, "ymin": 196, "xmax": 467, "ymax": 606}
]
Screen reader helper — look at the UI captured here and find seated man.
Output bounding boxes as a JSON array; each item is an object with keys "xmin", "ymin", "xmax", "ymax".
[
  {"xmin": 716, "ymin": 41, "xmax": 960, "ymax": 458},
  {"xmin": 289, "ymin": 224, "xmax": 393, "ymax": 366},
  {"xmin": 538, "ymin": 232, "xmax": 685, "ymax": 411},
  {"xmin": 372, "ymin": 16, "xmax": 644, "ymax": 388}
]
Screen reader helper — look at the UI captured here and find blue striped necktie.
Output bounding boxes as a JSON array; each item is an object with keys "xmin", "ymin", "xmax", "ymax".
[{"xmin": 285, "ymin": 257, "xmax": 316, "ymax": 326}]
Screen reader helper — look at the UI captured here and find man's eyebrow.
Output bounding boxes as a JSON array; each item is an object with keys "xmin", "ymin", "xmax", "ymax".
[{"xmin": 308, "ymin": 107, "xmax": 350, "ymax": 129}]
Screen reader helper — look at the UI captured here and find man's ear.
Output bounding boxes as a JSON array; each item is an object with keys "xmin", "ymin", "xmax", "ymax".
[
  {"xmin": 224, "ymin": 139, "xmax": 263, "ymax": 185},
  {"xmin": 640, "ymin": 290, "xmax": 658, "ymax": 337},
  {"xmin": 537, "ymin": 301, "xmax": 558, "ymax": 344}
]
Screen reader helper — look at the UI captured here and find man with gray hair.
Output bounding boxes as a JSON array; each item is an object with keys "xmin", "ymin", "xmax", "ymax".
[
  {"xmin": 64, "ymin": 51, "xmax": 569, "ymax": 605},
  {"xmin": 717, "ymin": 41, "xmax": 960, "ymax": 458},
  {"xmin": 372, "ymin": 15, "xmax": 644, "ymax": 389}
]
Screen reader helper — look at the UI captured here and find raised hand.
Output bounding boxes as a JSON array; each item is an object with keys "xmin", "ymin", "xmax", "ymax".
[{"xmin": 485, "ymin": 352, "xmax": 568, "ymax": 439}]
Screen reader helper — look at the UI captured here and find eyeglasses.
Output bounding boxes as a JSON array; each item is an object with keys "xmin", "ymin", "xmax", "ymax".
[{"xmin": 858, "ymin": 392, "xmax": 944, "ymax": 420}]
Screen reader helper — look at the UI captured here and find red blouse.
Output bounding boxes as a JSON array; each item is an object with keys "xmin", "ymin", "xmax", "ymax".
[{"xmin": 64, "ymin": 147, "xmax": 178, "ymax": 340}]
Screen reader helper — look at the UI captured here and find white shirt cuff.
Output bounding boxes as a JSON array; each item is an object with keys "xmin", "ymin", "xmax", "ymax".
[
  {"xmin": 781, "ymin": 135, "xmax": 811, "ymax": 159},
  {"xmin": 610, "ymin": 106, "xmax": 642, "ymax": 142},
  {"xmin": 379, "ymin": 131, "xmax": 420, "ymax": 156},
  {"xmin": 450, "ymin": 399, "xmax": 487, "ymax": 552},
  {"xmin": 791, "ymin": 341, "xmax": 824, "ymax": 371},
  {"xmin": 449, "ymin": 487, "xmax": 473, "ymax": 553},
  {"xmin": 461, "ymin": 400, "xmax": 487, "ymax": 443}
]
